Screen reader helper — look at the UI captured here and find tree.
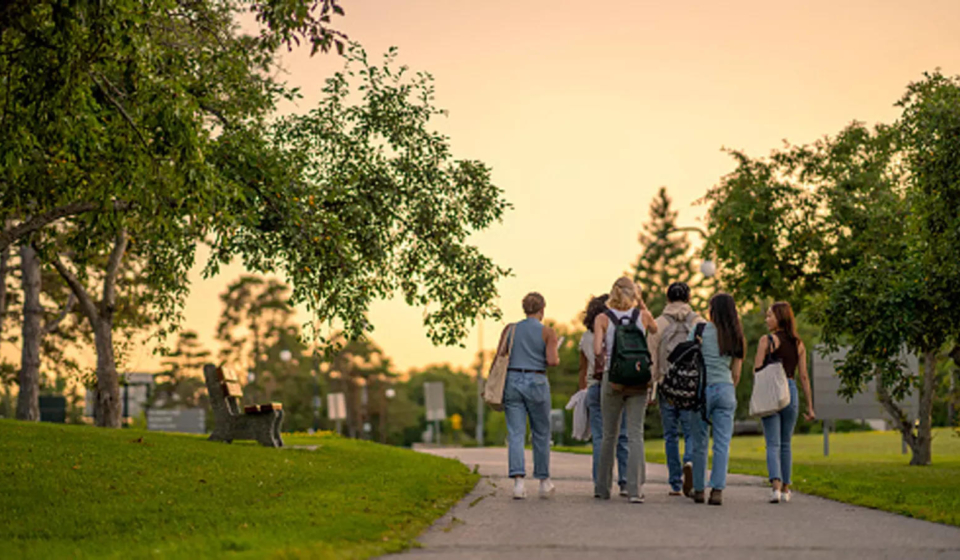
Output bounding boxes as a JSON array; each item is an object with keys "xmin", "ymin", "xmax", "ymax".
[
  {"xmin": 3, "ymin": 4, "xmax": 509, "ymax": 428},
  {"xmin": 216, "ymin": 275, "xmax": 296, "ymax": 378},
  {"xmin": 631, "ymin": 187, "xmax": 697, "ymax": 316},
  {"xmin": 1, "ymin": 0, "xmax": 348, "ymax": 427},
  {"xmin": 153, "ymin": 330, "xmax": 211, "ymax": 409},
  {"xmin": 702, "ymin": 72, "xmax": 960, "ymax": 464}
]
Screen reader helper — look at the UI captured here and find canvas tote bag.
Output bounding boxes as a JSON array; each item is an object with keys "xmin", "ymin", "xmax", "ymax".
[
  {"xmin": 483, "ymin": 324, "xmax": 516, "ymax": 411},
  {"xmin": 749, "ymin": 334, "xmax": 791, "ymax": 417}
]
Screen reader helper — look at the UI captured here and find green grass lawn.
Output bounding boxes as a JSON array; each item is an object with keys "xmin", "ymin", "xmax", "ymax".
[
  {"xmin": 0, "ymin": 421, "xmax": 478, "ymax": 559},
  {"xmin": 557, "ymin": 428, "xmax": 960, "ymax": 526}
]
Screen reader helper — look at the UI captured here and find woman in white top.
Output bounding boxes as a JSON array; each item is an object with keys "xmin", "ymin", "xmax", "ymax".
[
  {"xmin": 578, "ymin": 294, "xmax": 629, "ymax": 494},
  {"xmin": 593, "ymin": 277, "xmax": 658, "ymax": 503}
]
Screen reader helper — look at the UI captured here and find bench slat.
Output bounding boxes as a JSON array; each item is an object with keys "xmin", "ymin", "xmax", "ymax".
[{"xmin": 223, "ymin": 381, "xmax": 244, "ymax": 398}]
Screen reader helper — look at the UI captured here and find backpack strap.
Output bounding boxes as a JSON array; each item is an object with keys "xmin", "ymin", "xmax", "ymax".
[{"xmin": 629, "ymin": 308, "xmax": 640, "ymax": 325}]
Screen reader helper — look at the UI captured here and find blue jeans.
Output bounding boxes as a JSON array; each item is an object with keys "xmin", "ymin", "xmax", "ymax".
[
  {"xmin": 587, "ymin": 383, "xmax": 628, "ymax": 488},
  {"xmin": 762, "ymin": 379, "xmax": 799, "ymax": 485},
  {"xmin": 660, "ymin": 396, "xmax": 695, "ymax": 492},
  {"xmin": 691, "ymin": 383, "xmax": 737, "ymax": 491},
  {"xmin": 504, "ymin": 370, "xmax": 551, "ymax": 479}
]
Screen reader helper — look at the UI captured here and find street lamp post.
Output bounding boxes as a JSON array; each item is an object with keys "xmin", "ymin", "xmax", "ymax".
[{"xmin": 475, "ymin": 322, "xmax": 485, "ymax": 447}]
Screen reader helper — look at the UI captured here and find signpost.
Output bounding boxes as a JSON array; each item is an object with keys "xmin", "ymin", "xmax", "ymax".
[
  {"xmin": 424, "ymin": 381, "xmax": 446, "ymax": 445},
  {"xmin": 327, "ymin": 392, "xmax": 347, "ymax": 434},
  {"xmin": 813, "ymin": 347, "xmax": 919, "ymax": 456},
  {"xmin": 146, "ymin": 408, "xmax": 206, "ymax": 434}
]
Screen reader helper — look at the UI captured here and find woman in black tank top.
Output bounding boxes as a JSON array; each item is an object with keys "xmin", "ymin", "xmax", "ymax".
[{"xmin": 754, "ymin": 301, "xmax": 815, "ymax": 504}]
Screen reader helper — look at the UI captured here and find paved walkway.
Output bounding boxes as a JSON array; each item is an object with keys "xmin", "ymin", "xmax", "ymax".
[{"xmin": 389, "ymin": 447, "xmax": 960, "ymax": 559}]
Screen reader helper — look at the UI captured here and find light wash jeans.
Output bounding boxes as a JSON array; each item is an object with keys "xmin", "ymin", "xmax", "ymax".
[
  {"xmin": 691, "ymin": 383, "xmax": 737, "ymax": 491},
  {"xmin": 596, "ymin": 376, "xmax": 647, "ymax": 499},
  {"xmin": 588, "ymin": 383, "xmax": 628, "ymax": 488},
  {"xmin": 660, "ymin": 396, "xmax": 695, "ymax": 492},
  {"xmin": 504, "ymin": 370, "xmax": 551, "ymax": 479},
  {"xmin": 761, "ymin": 379, "xmax": 799, "ymax": 485}
]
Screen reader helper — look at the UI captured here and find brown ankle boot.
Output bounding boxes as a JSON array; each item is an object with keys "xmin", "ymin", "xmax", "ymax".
[
  {"xmin": 692, "ymin": 490, "xmax": 705, "ymax": 504},
  {"xmin": 708, "ymin": 489, "xmax": 723, "ymax": 506}
]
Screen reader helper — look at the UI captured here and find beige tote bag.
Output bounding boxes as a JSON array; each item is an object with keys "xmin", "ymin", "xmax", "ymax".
[
  {"xmin": 483, "ymin": 324, "xmax": 516, "ymax": 411},
  {"xmin": 749, "ymin": 334, "xmax": 791, "ymax": 417}
]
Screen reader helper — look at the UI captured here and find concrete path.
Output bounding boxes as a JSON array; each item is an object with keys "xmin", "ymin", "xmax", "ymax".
[{"xmin": 389, "ymin": 447, "xmax": 960, "ymax": 559}]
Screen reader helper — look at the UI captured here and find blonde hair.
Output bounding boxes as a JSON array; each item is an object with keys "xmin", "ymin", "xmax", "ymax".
[{"xmin": 607, "ymin": 277, "xmax": 637, "ymax": 311}]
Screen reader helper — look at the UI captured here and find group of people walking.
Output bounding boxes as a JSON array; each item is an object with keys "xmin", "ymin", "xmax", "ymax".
[{"xmin": 495, "ymin": 277, "xmax": 815, "ymax": 505}]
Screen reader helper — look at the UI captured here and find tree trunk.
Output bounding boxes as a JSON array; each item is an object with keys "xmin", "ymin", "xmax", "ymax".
[
  {"xmin": 93, "ymin": 318, "xmax": 121, "ymax": 427},
  {"xmin": 0, "ymin": 243, "xmax": 9, "ymax": 330},
  {"xmin": 911, "ymin": 350, "xmax": 937, "ymax": 466},
  {"xmin": 16, "ymin": 244, "xmax": 42, "ymax": 421}
]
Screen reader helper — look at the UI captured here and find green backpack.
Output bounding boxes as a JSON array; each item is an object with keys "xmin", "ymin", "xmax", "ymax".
[{"xmin": 605, "ymin": 309, "xmax": 652, "ymax": 387}]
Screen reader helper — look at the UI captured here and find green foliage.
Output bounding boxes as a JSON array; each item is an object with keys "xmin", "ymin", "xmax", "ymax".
[
  {"xmin": 152, "ymin": 330, "xmax": 211, "ymax": 409},
  {"xmin": 701, "ymin": 74, "xmax": 960, "ymax": 462},
  {"xmin": 631, "ymin": 187, "xmax": 698, "ymax": 316},
  {"xmin": 0, "ymin": 420, "xmax": 478, "ymax": 558},
  {"xmin": 215, "ymin": 45, "xmax": 511, "ymax": 349}
]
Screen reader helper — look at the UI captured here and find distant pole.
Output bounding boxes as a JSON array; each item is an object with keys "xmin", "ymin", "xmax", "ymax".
[
  {"xmin": 823, "ymin": 420, "xmax": 830, "ymax": 457},
  {"xmin": 476, "ymin": 321, "xmax": 485, "ymax": 447}
]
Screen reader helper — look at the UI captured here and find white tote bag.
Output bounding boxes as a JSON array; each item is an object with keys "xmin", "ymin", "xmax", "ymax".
[
  {"xmin": 483, "ymin": 324, "xmax": 516, "ymax": 412},
  {"xmin": 749, "ymin": 335, "xmax": 791, "ymax": 417}
]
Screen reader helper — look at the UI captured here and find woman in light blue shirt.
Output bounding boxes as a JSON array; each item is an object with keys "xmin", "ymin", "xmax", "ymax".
[
  {"xmin": 685, "ymin": 293, "xmax": 745, "ymax": 506},
  {"xmin": 496, "ymin": 292, "xmax": 561, "ymax": 500}
]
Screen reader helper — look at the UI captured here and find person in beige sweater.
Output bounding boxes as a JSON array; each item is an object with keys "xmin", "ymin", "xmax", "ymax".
[{"xmin": 646, "ymin": 283, "xmax": 704, "ymax": 496}]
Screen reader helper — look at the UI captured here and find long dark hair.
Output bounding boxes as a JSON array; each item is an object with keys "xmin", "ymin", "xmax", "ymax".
[
  {"xmin": 582, "ymin": 294, "xmax": 609, "ymax": 331},
  {"xmin": 709, "ymin": 293, "xmax": 745, "ymax": 358},
  {"xmin": 771, "ymin": 301, "xmax": 800, "ymax": 343}
]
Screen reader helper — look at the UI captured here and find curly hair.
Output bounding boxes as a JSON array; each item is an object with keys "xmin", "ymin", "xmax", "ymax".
[{"xmin": 581, "ymin": 294, "xmax": 610, "ymax": 330}]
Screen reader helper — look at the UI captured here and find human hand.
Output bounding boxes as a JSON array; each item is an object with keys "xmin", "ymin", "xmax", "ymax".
[{"xmin": 804, "ymin": 409, "xmax": 816, "ymax": 422}]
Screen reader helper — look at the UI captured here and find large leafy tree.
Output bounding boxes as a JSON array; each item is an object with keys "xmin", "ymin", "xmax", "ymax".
[
  {"xmin": 3, "ymin": 2, "xmax": 509, "ymax": 427},
  {"xmin": 702, "ymin": 72, "xmax": 960, "ymax": 464}
]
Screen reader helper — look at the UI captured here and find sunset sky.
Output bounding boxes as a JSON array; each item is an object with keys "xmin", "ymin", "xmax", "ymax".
[{"xmin": 120, "ymin": 0, "xmax": 959, "ymax": 375}]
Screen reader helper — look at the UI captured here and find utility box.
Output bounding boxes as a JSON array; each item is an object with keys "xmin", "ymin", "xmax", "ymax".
[{"xmin": 39, "ymin": 395, "xmax": 66, "ymax": 423}]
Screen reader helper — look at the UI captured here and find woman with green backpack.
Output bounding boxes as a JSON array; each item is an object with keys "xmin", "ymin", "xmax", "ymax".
[{"xmin": 593, "ymin": 277, "xmax": 658, "ymax": 503}]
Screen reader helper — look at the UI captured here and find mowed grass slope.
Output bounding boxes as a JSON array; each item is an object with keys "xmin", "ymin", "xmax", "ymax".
[
  {"xmin": 558, "ymin": 428, "xmax": 960, "ymax": 526},
  {"xmin": 0, "ymin": 421, "xmax": 478, "ymax": 559}
]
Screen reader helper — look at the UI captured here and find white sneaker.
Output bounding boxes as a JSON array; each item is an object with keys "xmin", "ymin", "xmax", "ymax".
[
  {"xmin": 769, "ymin": 488, "xmax": 781, "ymax": 503},
  {"xmin": 513, "ymin": 479, "xmax": 526, "ymax": 500},
  {"xmin": 782, "ymin": 490, "xmax": 792, "ymax": 503},
  {"xmin": 629, "ymin": 494, "xmax": 645, "ymax": 504},
  {"xmin": 539, "ymin": 479, "xmax": 556, "ymax": 499}
]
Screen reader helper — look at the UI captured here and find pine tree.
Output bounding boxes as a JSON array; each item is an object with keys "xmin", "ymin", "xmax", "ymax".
[{"xmin": 631, "ymin": 187, "xmax": 697, "ymax": 316}]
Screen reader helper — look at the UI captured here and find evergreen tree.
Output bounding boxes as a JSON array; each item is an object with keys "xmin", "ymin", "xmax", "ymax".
[{"xmin": 631, "ymin": 187, "xmax": 697, "ymax": 316}]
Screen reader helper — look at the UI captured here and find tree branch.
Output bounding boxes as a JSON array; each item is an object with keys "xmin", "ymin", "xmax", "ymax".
[
  {"xmin": 949, "ymin": 342, "xmax": 960, "ymax": 368},
  {"xmin": 91, "ymin": 74, "xmax": 150, "ymax": 150},
  {"xmin": 102, "ymin": 230, "xmax": 128, "ymax": 316},
  {"xmin": 50, "ymin": 253, "xmax": 99, "ymax": 326},
  {"xmin": 0, "ymin": 200, "xmax": 132, "ymax": 252},
  {"xmin": 42, "ymin": 293, "xmax": 77, "ymax": 336}
]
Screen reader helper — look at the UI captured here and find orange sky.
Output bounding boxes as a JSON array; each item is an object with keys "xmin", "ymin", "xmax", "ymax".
[{"xmin": 114, "ymin": 0, "xmax": 960, "ymax": 374}]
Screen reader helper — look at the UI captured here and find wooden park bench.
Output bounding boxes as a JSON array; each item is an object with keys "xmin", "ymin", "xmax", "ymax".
[{"xmin": 203, "ymin": 363, "xmax": 284, "ymax": 447}]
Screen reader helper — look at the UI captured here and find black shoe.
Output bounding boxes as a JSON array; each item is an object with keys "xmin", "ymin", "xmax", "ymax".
[
  {"xmin": 682, "ymin": 462, "xmax": 694, "ymax": 498},
  {"xmin": 692, "ymin": 490, "xmax": 705, "ymax": 504}
]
